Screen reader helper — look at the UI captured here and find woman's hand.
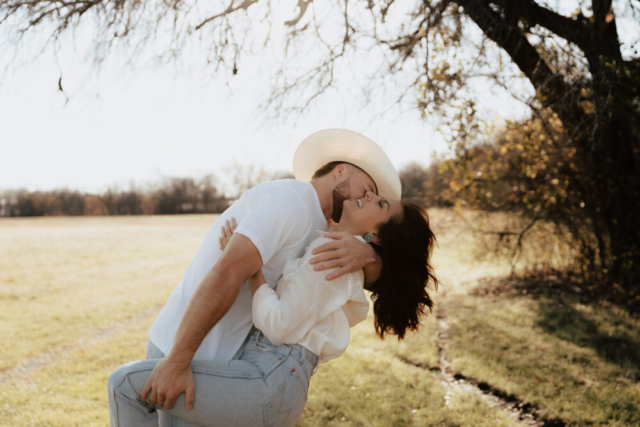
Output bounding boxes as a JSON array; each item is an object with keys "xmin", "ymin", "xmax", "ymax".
[
  {"xmin": 218, "ymin": 217, "xmax": 237, "ymax": 251},
  {"xmin": 219, "ymin": 217, "xmax": 267, "ymax": 294}
]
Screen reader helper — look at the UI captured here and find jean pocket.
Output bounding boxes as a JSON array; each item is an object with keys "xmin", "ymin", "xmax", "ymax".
[{"xmin": 262, "ymin": 369, "xmax": 307, "ymax": 427}]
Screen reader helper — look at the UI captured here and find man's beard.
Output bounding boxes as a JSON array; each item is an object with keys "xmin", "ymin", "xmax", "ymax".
[{"xmin": 331, "ymin": 180, "xmax": 351, "ymax": 223}]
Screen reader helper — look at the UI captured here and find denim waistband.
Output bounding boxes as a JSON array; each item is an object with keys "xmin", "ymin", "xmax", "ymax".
[{"xmin": 254, "ymin": 330, "xmax": 319, "ymax": 374}]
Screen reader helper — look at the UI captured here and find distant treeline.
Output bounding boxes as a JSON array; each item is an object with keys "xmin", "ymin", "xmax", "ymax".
[
  {"xmin": 0, "ymin": 176, "xmax": 230, "ymax": 217},
  {"xmin": 399, "ymin": 162, "xmax": 452, "ymax": 208},
  {"xmin": 0, "ymin": 165, "xmax": 453, "ymax": 217}
]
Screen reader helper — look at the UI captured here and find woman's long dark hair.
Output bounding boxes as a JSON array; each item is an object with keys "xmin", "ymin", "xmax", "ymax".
[{"xmin": 369, "ymin": 204, "xmax": 439, "ymax": 339}]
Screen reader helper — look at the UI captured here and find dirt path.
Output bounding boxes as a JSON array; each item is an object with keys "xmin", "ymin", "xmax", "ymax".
[
  {"xmin": 398, "ymin": 290, "xmax": 566, "ymax": 426},
  {"xmin": 0, "ymin": 305, "xmax": 162, "ymax": 384},
  {"xmin": 434, "ymin": 293, "xmax": 549, "ymax": 426}
]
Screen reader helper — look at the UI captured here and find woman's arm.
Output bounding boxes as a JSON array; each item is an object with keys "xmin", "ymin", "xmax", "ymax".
[
  {"xmin": 221, "ymin": 219, "xmax": 362, "ymax": 344},
  {"xmin": 252, "ymin": 238, "xmax": 360, "ymax": 345},
  {"xmin": 249, "ymin": 269, "xmax": 267, "ymax": 295}
]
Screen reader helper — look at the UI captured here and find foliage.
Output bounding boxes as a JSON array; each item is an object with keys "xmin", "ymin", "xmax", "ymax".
[
  {"xmin": 0, "ymin": 169, "xmax": 298, "ymax": 217},
  {"xmin": 0, "ymin": 175, "xmax": 230, "ymax": 216},
  {"xmin": 418, "ymin": 1, "xmax": 640, "ymax": 290},
  {"xmin": 151, "ymin": 175, "xmax": 228, "ymax": 214},
  {"xmin": 0, "ymin": 189, "xmax": 87, "ymax": 216},
  {"xmin": 441, "ymin": 98, "xmax": 637, "ymax": 285},
  {"xmin": 101, "ymin": 187, "xmax": 147, "ymax": 215},
  {"xmin": 441, "ymin": 111, "xmax": 596, "ymax": 269},
  {"xmin": 1, "ymin": 0, "xmax": 638, "ymax": 288},
  {"xmin": 400, "ymin": 162, "xmax": 453, "ymax": 208}
]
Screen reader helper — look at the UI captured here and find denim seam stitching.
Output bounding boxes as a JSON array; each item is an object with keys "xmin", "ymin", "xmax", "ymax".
[
  {"xmin": 292, "ymin": 367, "xmax": 308, "ymax": 399},
  {"xmin": 262, "ymin": 370, "xmax": 292, "ymax": 427}
]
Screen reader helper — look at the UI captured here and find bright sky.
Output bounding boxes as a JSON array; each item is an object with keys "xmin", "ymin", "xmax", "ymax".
[
  {"xmin": 7, "ymin": 0, "xmax": 633, "ymax": 194},
  {"xmin": 0, "ymin": 1, "xmax": 486, "ymax": 193},
  {"xmin": 0, "ymin": 58, "xmax": 450, "ymax": 193},
  {"xmin": 0, "ymin": 44, "xmax": 455, "ymax": 193}
]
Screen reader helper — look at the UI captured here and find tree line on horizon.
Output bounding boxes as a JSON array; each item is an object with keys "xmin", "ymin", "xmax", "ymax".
[
  {"xmin": 0, "ymin": 162, "xmax": 453, "ymax": 218},
  {"xmin": 0, "ymin": 165, "xmax": 307, "ymax": 217},
  {"xmin": 1, "ymin": 175, "xmax": 232, "ymax": 217}
]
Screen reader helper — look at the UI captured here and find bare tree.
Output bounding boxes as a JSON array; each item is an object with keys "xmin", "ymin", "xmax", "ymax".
[{"xmin": 2, "ymin": 0, "xmax": 639, "ymax": 288}]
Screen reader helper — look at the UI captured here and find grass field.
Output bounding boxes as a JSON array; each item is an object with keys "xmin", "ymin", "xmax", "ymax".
[{"xmin": 0, "ymin": 212, "xmax": 638, "ymax": 426}]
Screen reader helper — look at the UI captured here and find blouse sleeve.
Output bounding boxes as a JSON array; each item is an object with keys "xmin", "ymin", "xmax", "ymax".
[
  {"xmin": 251, "ymin": 240, "xmax": 356, "ymax": 346},
  {"xmin": 341, "ymin": 290, "xmax": 370, "ymax": 328}
]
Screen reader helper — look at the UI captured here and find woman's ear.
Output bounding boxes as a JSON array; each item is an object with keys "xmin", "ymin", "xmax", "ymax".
[{"xmin": 371, "ymin": 231, "xmax": 380, "ymax": 245}]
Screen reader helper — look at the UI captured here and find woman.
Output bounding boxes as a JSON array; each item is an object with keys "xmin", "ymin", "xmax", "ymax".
[{"xmin": 109, "ymin": 192, "xmax": 437, "ymax": 427}]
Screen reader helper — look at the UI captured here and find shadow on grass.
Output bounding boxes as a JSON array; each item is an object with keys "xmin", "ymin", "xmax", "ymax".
[
  {"xmin": 453, "ymin": 277, "xmax": 640, "ymax": 425},
  {"xmin": 473, "ymin": 274, "xmax": 640, "ymax": 374},
  {"xmin": 536, "ymin": 296, "xmax": 640, "ymax": 372}
]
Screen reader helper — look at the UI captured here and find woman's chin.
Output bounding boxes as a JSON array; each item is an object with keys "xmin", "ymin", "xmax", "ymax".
[{"xmin": 338, "ymin": 203, "xmax": 355, "ymax": 226}]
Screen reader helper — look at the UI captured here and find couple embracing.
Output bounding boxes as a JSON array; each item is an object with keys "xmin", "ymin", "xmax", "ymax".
[{"xmin": 108, "ymin": 129, "xmax": 439, "ymax": 426}]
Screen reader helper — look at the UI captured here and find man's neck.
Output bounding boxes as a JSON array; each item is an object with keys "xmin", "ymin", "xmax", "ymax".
[{"xmin": 310, "ymin": 177, "xmax": 333, "ymax": 220}]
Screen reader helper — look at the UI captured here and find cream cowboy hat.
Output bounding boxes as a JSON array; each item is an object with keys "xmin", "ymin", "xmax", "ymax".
[{"xmin": 293, "ymin": 129, "xmax": 402, "ymax": 201}]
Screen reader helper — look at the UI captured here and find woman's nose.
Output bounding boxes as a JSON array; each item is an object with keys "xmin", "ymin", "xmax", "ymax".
[{"xmin": 365, "ymin": 191, "xmax": 379, "ymax": 202}]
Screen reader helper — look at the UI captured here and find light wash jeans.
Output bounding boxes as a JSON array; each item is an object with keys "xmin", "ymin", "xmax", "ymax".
[{"xmin": 107, "ymin": 330, "xmax": 318, "ymax": 427}]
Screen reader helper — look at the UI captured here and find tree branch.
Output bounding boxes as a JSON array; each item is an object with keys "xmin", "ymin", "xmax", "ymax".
[
  {"xmin": 592, "ymin": 0, "xmax": 622, "ymax": 60},
  {"xmin": 592, "ymin": 0, "xmax": 613, "ymax": 24},
  {"xmin": 500, "ymin": 0, "xmax": 622, "ymax": 62},
  {"xmin": 457, "ymin": 0, "xmax": 574, "ymax": 120},
  {"xmin": 501, "ymin": 0, "xmax": 590, "ymax": 52},
  {"xmin": 284, "ymin": 0, "xmax": 312, "ymax": 27},
  {"xmin": 195, "ymin": 0, "xmax": 260, "ymax": 31}
]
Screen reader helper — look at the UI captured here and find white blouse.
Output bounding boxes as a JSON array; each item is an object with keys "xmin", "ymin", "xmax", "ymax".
[{"xmin": 252, "ymin": 232, "xmax": 370, "ymax": 363}]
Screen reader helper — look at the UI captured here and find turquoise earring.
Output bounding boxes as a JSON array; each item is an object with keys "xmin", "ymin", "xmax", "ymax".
[{"xmin": 364, "ymin": 233, "xmax": 373, "ymax": 243}]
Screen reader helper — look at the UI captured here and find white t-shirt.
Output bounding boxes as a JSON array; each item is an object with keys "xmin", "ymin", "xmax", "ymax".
[
  {"xmin": 148, "ymin": 180, "xmax": 327, "ymax": 361},
  {"xmin": 252, "ymin": 233, "xmax": 370, "ymax": 363}
]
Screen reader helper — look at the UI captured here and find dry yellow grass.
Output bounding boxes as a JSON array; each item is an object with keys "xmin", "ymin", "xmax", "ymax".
[
  {"xmin": 0, "ymin": 215, "xmax": 213, "ymax": 371},
  {"xmin": 1, "ymin": 211, "xmax": 637, "ymax": 426}
]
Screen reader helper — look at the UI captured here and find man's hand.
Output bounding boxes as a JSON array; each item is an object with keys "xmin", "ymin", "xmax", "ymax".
[
  {"xmin": 309, "ymin": 231, "xmax": 377, "ymax": 280},
  {"xmin": 141, "ymin": 356, "xmax": 195, "ymax": 411}
]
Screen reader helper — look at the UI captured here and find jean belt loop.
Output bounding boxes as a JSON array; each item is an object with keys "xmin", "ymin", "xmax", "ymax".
[
  {"xmin": 299, "ymin": 345, "xmax": 306, "ymax": 362},
  {"xmin": 311, "ymin": 358, "xmax": 320, "ymax": 376}
]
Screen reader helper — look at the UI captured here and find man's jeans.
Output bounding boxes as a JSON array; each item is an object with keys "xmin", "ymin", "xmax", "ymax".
[{"xmin": 107, "ymin": 331, "xmax": 318, "ymax": 427}]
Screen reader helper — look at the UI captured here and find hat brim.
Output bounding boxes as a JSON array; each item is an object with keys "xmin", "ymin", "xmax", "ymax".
[{"xmin": 293, "ymin": 129, "xmax": 402, "ymax": 201}]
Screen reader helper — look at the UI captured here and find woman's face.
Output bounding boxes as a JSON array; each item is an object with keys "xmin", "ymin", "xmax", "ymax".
[{"xmin": 339, "ymin": 191, "xmax": 403, "ymax": 242}]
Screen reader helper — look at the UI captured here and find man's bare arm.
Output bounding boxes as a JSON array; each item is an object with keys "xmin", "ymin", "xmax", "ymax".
[
  {"xmin": 309, "ymin": 231, "xmax": 382, "ymax": 284},
  {"xmin": 169, "ymin": 234, "xmax": 261, "ymax": 362},
  {"xmin": 141, "ymin": 233, "xmax": 262, "ymax": 410}
]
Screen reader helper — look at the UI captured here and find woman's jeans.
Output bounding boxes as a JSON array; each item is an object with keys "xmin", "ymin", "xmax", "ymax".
[{"xmin": 107, "ymin": 331, "xmax": 318, "ymax": 427}]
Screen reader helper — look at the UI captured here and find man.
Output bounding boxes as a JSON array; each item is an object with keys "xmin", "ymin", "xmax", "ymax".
[{"xmin": 108, "ymin": 129, "xmax": 401, "ymax": 426}]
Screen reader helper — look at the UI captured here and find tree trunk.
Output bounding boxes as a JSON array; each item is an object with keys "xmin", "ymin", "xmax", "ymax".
[{"xmin": 457, "ymin": 0, "xmax": 640, "ymax": 288}]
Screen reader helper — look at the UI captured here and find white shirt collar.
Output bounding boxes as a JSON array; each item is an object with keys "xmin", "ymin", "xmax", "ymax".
[{"xmin": 315, "ymin": 230, "xmax": 366, "ymax": 242}]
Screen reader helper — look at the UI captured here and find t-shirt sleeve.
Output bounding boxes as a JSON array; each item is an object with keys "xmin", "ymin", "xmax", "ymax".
[{"xmin": 233, "ymin": 188, "xmax": 310, "ymax": 266}]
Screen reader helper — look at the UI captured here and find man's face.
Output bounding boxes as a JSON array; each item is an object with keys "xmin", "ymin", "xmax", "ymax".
[{"xmin": 330, "ymin": 168, "xmax": 377, "ymax": 222}]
